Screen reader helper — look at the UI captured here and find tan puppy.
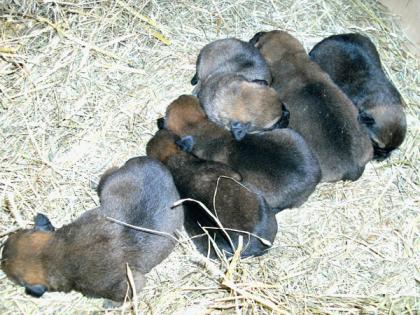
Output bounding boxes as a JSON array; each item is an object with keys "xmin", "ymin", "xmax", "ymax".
[
  {"xmin": 198, "ymin": 73, "xmax": 290, "ymax": 140},
  {"xmin": 309, "ymin": 33, "xmax": 407, "ymax": 161},
  {"xmin": 146, "ymin": 129, "xmax": 277, "ymax": 257},
  {"xmin": 162, "ymin": 95, "xmax": 321, "ymax": 213},
  {"xmin": 1, "ymin": 157, "xmax": 184, "ymax": 302},
  {"xmin": 250, "ymin": 30, "xmax": 373, "ymax": 182}
]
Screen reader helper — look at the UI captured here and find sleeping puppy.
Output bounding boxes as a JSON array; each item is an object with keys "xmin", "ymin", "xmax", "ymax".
[
  {"xmin": 191, "ymin": 38, "xmax": 272, "ymax": 94},
  {"xmin": 1, "ymin": 157, "xmax": 184, "ymax": 302},
  {"xmin": 146, "ymin": 129, "xmax": 277, "ymax": 258},
  {"xmin": 309, "ymin": 33, "xmax": 407, "ymax": 161},
  {"xmin": 250, "ymin": 30, "xmax": 373, "ymax": 182},
  {"xmin": 198, "ymin": 73, "xmax": 290, "ymax": 141},
  {"xmin": 162, "ymin": 95, "xmax": 321, "ymax": 213},
  {"xmin": 191, "ymin": 38, "xmax": 280, "ymax": 138}
]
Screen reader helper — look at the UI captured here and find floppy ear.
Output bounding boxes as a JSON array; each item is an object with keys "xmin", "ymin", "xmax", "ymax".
[
  {"xmin": 176, "ymin": 136, "xmax": 195, "ymax": 152},
  {"xmin": 273, "ymin": 103, "xmax": 290, "ymax": 129},
  {"xmin": 25, "ymin": 284, "xmax": 47, "ymax": 298},
  {"xmin": 252, "ymin": 79, "xmax": 269, "ymax": 86},
  {"xmin": 34, "ymin": 213, "xmax": 55, "ymax": 232},
  {"xmin": 191, "ymin": 73, "xmax": 198, "ymax": 85},
  {"xmin": 358, "ymin": 111, "xmax": 375, "ymax": 126},
  {"xmin": 230, "ymin": 121, "xmax": 250, "ymax": 141},
  {"xmin": 249, "ymin": 31, "xmax": 266, "ymax": 47},
  {"xmin": 156, "ymin": 117, "xmax": 165, "ymax": 130},
  {"xmin": 281, "ymin": 103, "xmax": 290, "ymax": 121}
]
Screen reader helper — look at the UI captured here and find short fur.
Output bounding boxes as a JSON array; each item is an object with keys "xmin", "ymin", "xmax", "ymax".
[
  {"xmin": 198, "ymin": 73, "xmax": 290, "ymax": 139},
  {"xmin": 192, "ymin": 38, "xmax": 272, "ymax": 94},
  {"xmin": 309, "ymin": 33, "xmax": 407, "ymax": 161},
  {"xmin": 250, "ymin": 31, "xmax": 373, "ymax": 181},
  {"xmin": 1, "ymin": 157, "xmax": 184, "ymax": 302},
  {"xmin": 163, "ymin": 95, "xmax": 321, "ymax": 212},
  {"xmin": 146, "ymin": 129, "xmax": 277, "ymax": 257}
]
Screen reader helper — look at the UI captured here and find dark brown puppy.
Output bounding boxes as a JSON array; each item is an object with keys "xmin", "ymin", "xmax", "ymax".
[
  {"xmin": 191, "ymin": 38, "xmax": 272, "ymax": 93},
  {"xmin": 146, "ymin": 129, "xmax": 277, "ymax": 257},
  {"xmin": 198, "ymin": 73, "xmax": 290, "ymax": 140},
  {"xmin": 250, "ymin": 31, "xmax": 373, "ymax": 182},
  {"xmin": 1, "ymin": 157, "xmax": 184, "ymax": 302},
  {"xmin": 163, "ymin": 95, "xmax": 321, "ymax": 213},
  {"xmin": 309, "ymin": 33, "xmax": 407, "ymax": 161}
]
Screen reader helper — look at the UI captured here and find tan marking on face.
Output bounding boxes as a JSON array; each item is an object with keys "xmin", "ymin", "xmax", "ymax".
[
  {"xmin": 165, "ymin": 95, "xmax": 207, "ymax": 136},
  {"xmin": 147, "ymin": 130, "xmax": 182, "ymax": 163},
  {"xmin": 222, "ymin": 81, "xmax": 282, "ymax": 132},
  {"xmin": 2, "ymin": 231, "xmax": 51, "ymax": 287}
]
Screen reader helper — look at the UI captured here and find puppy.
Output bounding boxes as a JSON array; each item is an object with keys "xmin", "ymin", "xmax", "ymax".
[
  {"xmin": 162, "ymin": 95, "xmax": 321, "ymax": 213},
  {"xmin": 146, "ymin": 129, "xmax": 277, "ymax": 257},
  {"xmin": 191, "ymin": 38, "xmax": 272, "ymax": 93},
  {"xmin": 250, "ymin": 31, "xmax": 373, "ymax": 182},
  {"xmin": 1, "ymin": 157, "xmax": 184, "ymax": 302},
  {"xmin": 309, "ymin": 33, "xmax": 407, "ymax": 161},
  {"xmin": 198, "ymin": 73, "xmax": 290, "ymax": 140}
]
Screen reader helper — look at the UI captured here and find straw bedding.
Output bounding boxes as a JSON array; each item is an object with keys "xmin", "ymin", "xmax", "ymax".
[{"xmin": 0, "ymin": 0, "xmax": 418, "ymax": 314}]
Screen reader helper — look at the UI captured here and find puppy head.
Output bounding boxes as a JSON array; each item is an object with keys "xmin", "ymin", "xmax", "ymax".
[
  {"xmin": 165, "ymin": 95, "xmax": 207, "ymax": 136},
  {"xmin": 218, "ymin": 78, "xmax": 289, "ymax": 140},
  {"xmin": 146, "ymin": 129, "xmax": 185, "ymax": 163},
  {"xmin": 249, "ymin": 30, "xmax": 305, "ymax": 64},
  {"xmin": 1, "ymin": 214, "xmax": 54, "ymax": 298},
  {"xmin": 359, "ymin": 105, "xmax": 407, "ymax": 160}
]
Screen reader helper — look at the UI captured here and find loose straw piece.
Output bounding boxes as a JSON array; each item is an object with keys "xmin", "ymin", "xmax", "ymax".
[{"xmin": 115, "ymin": 0, "xmax": 171, "ymax": 45}]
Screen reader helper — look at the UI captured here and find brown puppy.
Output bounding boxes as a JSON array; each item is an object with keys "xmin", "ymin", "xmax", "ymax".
[
  {"xmin": 309, "ymin": 33, "xmax": 407, "ymax": 161},
  {"xmin": 191, "ymin": 38, "xmax": 272, "ymax": 93},
  {"xmin": 146, "ymin": 129, "xmax": 277, "ymax": 257},
  {"xmin": 162, "ymin": 95, "xmax": 321, "ymax": 213},
  {"xmin": 250, "ymin": 31, "xmax": 373, "ymax": 182},
  {"xmin": 191, "ymin": 38, "xmax": 281, "ymax": 139},
  {"xmin": 198, "ymin": 73, "xmax": 290, "ymax": 140},
  {"xmin": 1, "ymin": 157, "xmax": 184, "ymax": 302}
]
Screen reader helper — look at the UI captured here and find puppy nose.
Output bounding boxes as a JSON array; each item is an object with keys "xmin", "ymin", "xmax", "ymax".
[{"xmin": 373, "ymin": 146, "xmax": 391, "ymax": 161}]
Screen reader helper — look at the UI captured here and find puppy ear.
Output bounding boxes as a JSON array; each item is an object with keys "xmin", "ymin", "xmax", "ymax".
[
  {"xmin": 281, "ymin": 102, "xmax": 290, "ymax": 121},
  {"xmin": 34, "ymin": 213, "xmax": 55, "ymax": 232},
  {"xmin": 25, "ymin": 284, "xmax": 47, "ymax": 298},
  {"xmin": 274, "ymin": 103, "xmax": 290, "ymax": 129},
  {"xmin": 252, "ymin": 79, "xmax": 269, "ymax": 86},
  {"xmin": 176, "ymin": 136, "xmax": 195, "ymax": 152},
  {"xmin": 230, "ymin": 121, "xmax": 250, "ymax": 141},
  {"xmin": 249, "ymin": 32, "xmax": 266, "ymax": 47},
  {"xmin": 191, "ymin": 73, "xmax": 198, "ymax": 85},
  {"xmin": 358, "ymin": 111, "xmax": 375, "ymax": 126},
  {"xmin": 156, "ymin": 117, "xmax": 165, "ymax": 130}
]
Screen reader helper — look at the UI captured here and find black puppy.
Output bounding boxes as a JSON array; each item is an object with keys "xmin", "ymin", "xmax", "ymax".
[
  {"xmin": 250, "ymin": 30, "xmax": 373, "ymax": 182},
  {"xmin": 146, "ymin": 129, "xmax": 277, "ymax": 258},
  {"xmin": 163, "ymin": 95, "xmax": 321, "ymax": 213},
  {"xmin": 1, "ymin": 157, "xmax": 184, "ymax": 302},
  {"xmin": 309, "ymin": 33, "xmax": 407, "ymax": 161}
]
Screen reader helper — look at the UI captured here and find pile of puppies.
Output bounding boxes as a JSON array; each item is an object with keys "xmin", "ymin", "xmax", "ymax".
[{"xmin": 1, "ymin": 30, "xmax": 406, "ymax": 304}]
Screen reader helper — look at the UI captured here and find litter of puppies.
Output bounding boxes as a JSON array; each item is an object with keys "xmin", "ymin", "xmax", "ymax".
[{"xmin": 1, "ymin": 29, "xmax": 407, "ymax": 304}]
